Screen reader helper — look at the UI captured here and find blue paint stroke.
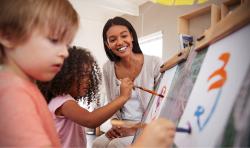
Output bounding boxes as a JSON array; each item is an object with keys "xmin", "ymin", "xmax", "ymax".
[
  {"xmin": 194, "ymin": 88, "xmax": 223, "ymax": 131},
  {"xmin": 194, "ymin": 105, "xmax": 204, "ymax": 130}
]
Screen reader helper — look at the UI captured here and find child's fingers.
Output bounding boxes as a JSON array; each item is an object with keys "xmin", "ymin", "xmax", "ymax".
[
  {"xmin": 120, "ymin": 78, "xmax": 133, "ymax": 90},
  {"xmin": 121, "ymin": 77, "xmax": 133, "ymax": 84}
]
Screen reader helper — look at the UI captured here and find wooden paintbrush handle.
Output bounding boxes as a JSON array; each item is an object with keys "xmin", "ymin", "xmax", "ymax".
[{"xmin": 134, "ymin": 86, "xmax": 164, "ymax": 97}]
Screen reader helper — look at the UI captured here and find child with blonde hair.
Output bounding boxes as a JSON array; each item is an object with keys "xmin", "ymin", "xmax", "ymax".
[{"xmin": 0, "ymin": 0, "xmax": 79, "ymax": 146}]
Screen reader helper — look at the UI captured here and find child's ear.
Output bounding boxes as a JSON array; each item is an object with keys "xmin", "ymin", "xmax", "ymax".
[{"xmin": 0, "ymin": 36, "xmax": 14, "ymax": 49}]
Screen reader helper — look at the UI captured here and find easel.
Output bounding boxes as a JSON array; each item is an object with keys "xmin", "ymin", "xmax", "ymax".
[
  {"xmin": 173, "ymin": 0, "xmax": 250, "ymax": 146},
  {"xmin": 134, "ymin": 0, "xmax": 250, "ymax": 146}
]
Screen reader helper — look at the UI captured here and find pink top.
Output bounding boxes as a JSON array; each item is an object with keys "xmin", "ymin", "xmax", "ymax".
[
  {"xmin": 48, "ymin": 95, "xmax": 86, "ymax": 148},
  {"xmin": 0, "ymin": 71, "xmax": 60, "ymax": 147}
]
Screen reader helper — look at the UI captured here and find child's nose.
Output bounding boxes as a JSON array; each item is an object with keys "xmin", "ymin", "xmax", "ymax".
[{"xmin": 59, "ymin": 46, "xmax": 69, "ymax": 59}]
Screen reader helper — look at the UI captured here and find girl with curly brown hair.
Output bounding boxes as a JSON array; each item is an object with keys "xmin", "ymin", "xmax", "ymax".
[{"xmin": 38, "ymin": 46, "xmax": 133, "ymax": 148}]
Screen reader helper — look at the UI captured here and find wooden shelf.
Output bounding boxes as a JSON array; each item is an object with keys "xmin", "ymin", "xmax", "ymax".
[
  {"xmin": 221, "ymin": 0, "xmax": 242, "ymax": 19},
  {"xmin": 195, "ymin": 0, "xmax": 250, "ymax": 51},
  {"xmin": 178, "ymin": 4, "xmax": 221, "ymax": 35}
]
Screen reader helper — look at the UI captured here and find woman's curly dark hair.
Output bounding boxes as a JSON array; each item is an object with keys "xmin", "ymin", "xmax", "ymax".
[{"xmin": 37, "ymin": 46, "xmax": 102, "ymax": 106}]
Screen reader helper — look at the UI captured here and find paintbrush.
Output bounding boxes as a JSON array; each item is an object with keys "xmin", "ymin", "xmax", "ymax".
[
  {"xmin": 111, "ymin": 119, "xmax": 192, "ymax": 134},
  {"xmin": 134, "ymin": 85, "xmax": 164, "ymax": 98}
]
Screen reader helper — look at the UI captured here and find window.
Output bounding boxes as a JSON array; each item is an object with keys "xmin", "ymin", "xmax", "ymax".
[{"xmin": 139, "ymin": 31, "xmax": 163, "ymax": 58}]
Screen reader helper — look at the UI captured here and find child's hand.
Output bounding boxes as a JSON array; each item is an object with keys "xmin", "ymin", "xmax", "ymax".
[
  {"xmin": 131, "ymin": 118, "xmax": 176, "ymax": 148},
  {"xmin": 119, "ymin": 78, "xmax": 133, "ymax": 99}
]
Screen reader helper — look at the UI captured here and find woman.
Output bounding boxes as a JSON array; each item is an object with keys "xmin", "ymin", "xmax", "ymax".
[{"xmin": 93, "ymin": 16, "xmax": 162, "ymax": 148}]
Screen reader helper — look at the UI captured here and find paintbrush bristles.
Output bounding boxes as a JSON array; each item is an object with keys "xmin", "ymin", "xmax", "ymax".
[{"xmin": 134, "ymin": 86, "xmax": 164, "ymax": 97}]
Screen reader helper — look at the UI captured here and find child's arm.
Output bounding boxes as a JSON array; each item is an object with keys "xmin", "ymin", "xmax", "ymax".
[
  {"xmin": 130, "ymin": 118, "xmax": 176, "ymax": 148},
  {"xmin": 57, "ymin": 78, "xmax": 133, "ymax": 128}
]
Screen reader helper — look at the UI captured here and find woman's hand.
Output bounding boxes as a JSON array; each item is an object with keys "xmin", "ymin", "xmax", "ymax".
[
  {"xmin": 105, "ymin": 127, "xmax": 122, "ymax": 140},
  {"xmin": 105, "ymin": 126, "xmax": 136, "ymax": 140}
]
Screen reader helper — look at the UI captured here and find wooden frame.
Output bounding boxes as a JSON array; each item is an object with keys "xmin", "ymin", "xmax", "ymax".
[
  {"xmin": 221, "ymin": 0, "xmax": 243, "ymax": 19},
  {"xmin": 195, "ymin": 0, "xmax": 250, "ymax": 51},
  {"xmin": 178, "ymin": 4, "xmax": 221, "ymax": 35}
]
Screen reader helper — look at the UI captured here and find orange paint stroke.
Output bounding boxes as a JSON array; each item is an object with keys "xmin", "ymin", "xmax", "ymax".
[{"xmin": 207, "ymin": 53, "xmax": 230, "ymax": 91}]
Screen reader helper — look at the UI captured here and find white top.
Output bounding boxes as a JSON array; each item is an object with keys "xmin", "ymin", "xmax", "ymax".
[
  {"xmin": 103, "ymin": 55, "xmax": 162, "ymax": 120},
  {"xmin": 48, "ymin": 95, "xmax": 86, "ymax": 148}
]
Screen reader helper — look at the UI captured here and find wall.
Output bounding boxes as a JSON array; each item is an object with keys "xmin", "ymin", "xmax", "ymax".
[
  {"xmin": 73, "ymin": 19, "xmax": 106, "ymax": 70},
  {"xmin": 71, "ymin": 0, "xmax": 223, "ymax": 100},
  {"xmin": 122, "ymin": 0, "xmax": 222, "ymax": 61},
  {"xmin": 71, "ymin": 0, "xmax": 223, "ymax": 102},
  {"xmin": 72, "ymin": 18, "xmax": 108, "ymax": 99},
  {"xmin": 71, "ymin": 0, "xmax": 227, "ymax": 132}
]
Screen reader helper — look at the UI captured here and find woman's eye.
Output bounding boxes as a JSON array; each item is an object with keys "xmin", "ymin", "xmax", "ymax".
[{"xmin": 121, "ymin": 35, "xmax": 128, "ymax": 38}]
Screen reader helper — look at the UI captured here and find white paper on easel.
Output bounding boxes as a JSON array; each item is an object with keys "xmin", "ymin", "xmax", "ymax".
[
  {"xmin": 144, "ymin": 66, "xmax": 177, "ymax": 123},
  {"xmin": 174, "ymin": 24, "xmax": 250, "ymax": 147}
]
